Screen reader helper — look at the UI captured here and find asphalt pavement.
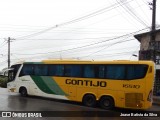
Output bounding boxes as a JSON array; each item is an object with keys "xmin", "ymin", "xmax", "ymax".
[
  {"xmin": 153, "ymin": 96, "xmax": 160, "ymax": 106},
  {"xmin": 0, "ymin": 87, "xmax": 160, "ymax": 120}
]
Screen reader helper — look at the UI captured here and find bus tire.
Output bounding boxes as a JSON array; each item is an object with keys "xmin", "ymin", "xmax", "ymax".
[
  {"xmin": 19, "ymin": 87, "xmax": 28, "ymax": 97},
  {"xmin": 99, "ymin": 96, "xmax": 114, "ymax": 109},
  {"xmin": 82, "ymin": 94, "xmax": 96, "ymax": 107}
]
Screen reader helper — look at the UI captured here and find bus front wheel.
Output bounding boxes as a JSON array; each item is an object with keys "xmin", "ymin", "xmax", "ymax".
[
  {"xmin": 20, "ymin": 87, "xmax": 28, "ymax": 97},
  {"xmin": 99, "ymin": 96, "xmax": 114, "ymax": 109},
  {"xmin": 82, "ymin": 94, "xmax": 96, "ymax": 107}
]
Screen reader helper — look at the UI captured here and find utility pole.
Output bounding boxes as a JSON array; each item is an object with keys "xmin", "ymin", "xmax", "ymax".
[
  {"xmin": 151, "ymin": 0, "xmax": 156, "ymax": 31},
  {"xmin": 150, "ymin": 0, "xmax": 156, "ymax": 62},
  {"xmin": 8, "ymin": 37, "xmax": 11, "ymax": 69}
]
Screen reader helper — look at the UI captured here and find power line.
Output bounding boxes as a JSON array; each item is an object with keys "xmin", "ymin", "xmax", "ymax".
[
  {"xmin": 91, "ymin": 50, "xmax": 138, "ymax": 58},
  {"xmin": 15, "ymin": 0, "xmax": 134, "ymax": 40},
  {"xmin": 135, "ymin": 0, "xmax": 151, "ymax": 24},
  {"xmin": 2, "ymin": 28, "xmax": 148, "ymax": 66},
  {"xmin": 0, "ymin": 39, "xmax": 7, "ymax": 48},
  {"xmin": 10, "ymin": 27, "xmax": 149, "ymax": 56},
  {"xmin": 79, "ymin": 38, "xmax": 135, "ymax": 59},
  {"xmin": 10, "ymin": 48, "xmax": 138, "ymax": 61},
  {"xmin": 2, "ymin": 27, "xmax": 147, "ymax": 67},
  {"xmin": 116, "ymin": 0, "xmax": 149, "ymax": 27},
  {"xmin": 10, "ymin": 38, "xmax": 134, "ymax": 60}
]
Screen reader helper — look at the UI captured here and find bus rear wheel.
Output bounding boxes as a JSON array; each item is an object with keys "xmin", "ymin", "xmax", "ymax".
[
  {"xmin": 82, "ymin": 94, "xmax": 96, "ymax": 107},
  {"xmin": 99, "ymin": 96, "xmax": 114, "ymax": 109},
  {"xmin": 20, "ymin": 87, "xmax": 28, "ymax": 97}
]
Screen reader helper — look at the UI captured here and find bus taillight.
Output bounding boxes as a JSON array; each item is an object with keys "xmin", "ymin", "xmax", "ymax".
[{"xmin": 147, "ymin": 90, "xmax": 153, "ymax": 102}]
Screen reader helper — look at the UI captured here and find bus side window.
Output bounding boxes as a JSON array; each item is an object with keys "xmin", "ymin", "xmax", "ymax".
[
  {"xmin": 83, "ymin": 65, "xmax": 95, "ymax": 78},
  {"xmin": 48, "ymin": 65, "xmax": 64, "ymax": 76},
  {"xmin": 126, "ymin": 65, "xmax": 134, "ymax": 80},
  {"xmin": 64, "ymin": 65, "xmax": 82, "ymax": 77},
  {"xmin": 98, "ymin": 65, "xmax": 105, "ymax": 78},
  {"xmin": 19, "ymin": 64, "xmax": 34, "ymax": 76},
  {"xmin": 34, "ymin": 64, "xmax": 48, "ymax": 76},
  {"xmin": 106, "ymin": 65, "xmax": 125, "ymax": 80},
  {"xmin": 126, "ymin": 65, "xmax": 148, "ymax": 80},
  {"xmin": 134, "ymin": 65, "xmax": 148, "ymax": 79}
]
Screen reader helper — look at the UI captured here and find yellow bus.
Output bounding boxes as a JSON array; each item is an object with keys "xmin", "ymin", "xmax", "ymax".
[{"xmin": 7, "ymin": 60, "xmax": 155, "ymax": 110}]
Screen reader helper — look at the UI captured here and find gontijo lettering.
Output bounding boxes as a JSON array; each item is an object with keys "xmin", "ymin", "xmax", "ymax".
[{"xmin": 65, "ymin": 79, "xmax": 107, "ymax": 87}]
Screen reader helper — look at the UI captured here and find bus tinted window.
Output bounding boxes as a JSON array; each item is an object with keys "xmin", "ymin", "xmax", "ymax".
[
  {"xmin": 20, "ymin": 64, "xmax": 34, "ymax": 76},
  {"xmin": 127, "ymin": 65, "xmax": 148, "ymax": 80},
  {"xmin": 19, "ymin": 64, "xmax": 148, "ymax": 80},
  {"xmin": 98, "ymin": 65, "xmax": 105, "ymax": 78},
  {"xmin": 84, "ymin": 65, "xmax": 95, "ymax": 78},
  {"xmin": 48, "ymin": 65, "xmax": 64, "ymax": 76},
  {"xmin": 126, "ymin": 66, "xmax": 134, "ymax": 80},
  {"xmin": 135, "ymin": 65, "xmax": 148, "ymax": 79},
  {"xmin": 106, "ymin": 65, "xmax": 125, "ymax": 80},
  {"xmin": 64, "ymin": 65, "xmax": 82, "ymax": 77},
  {"xmin": 34, "ymin": 65, "xmax": 48, "ymax": 76}
]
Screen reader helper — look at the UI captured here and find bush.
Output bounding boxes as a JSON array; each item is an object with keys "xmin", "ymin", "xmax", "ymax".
[{"xmin": 0, "ymin": 76, "xmax": 8, "ymax": 88}]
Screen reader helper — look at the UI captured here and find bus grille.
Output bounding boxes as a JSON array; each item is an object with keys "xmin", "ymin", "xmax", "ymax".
[{"xmin": 125, "ymin": 93, "xmax": 143, "ymax": 108}]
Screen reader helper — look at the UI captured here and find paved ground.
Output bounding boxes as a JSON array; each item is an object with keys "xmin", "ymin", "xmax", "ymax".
[
  {"xmin": 0, "ymin": 88, "xmax": 160, "ymax": 120},
  {"xmin": 153, "ymin": 96, "xmax": 160, "ymax": 105}
]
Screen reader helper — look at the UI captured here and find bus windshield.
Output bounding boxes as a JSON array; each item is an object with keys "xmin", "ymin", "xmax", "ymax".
[{"xmin": 8, "ymin": 64, "xmax": 21, "ymax": 82}]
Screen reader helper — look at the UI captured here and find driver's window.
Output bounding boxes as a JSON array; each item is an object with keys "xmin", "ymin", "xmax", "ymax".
[
  {"xmin": 8, "ymin": 64, "xmax": 21, "ymax": 82},
  {"xmin": 8, "ymin": 70, "xmax": 15, "ymax": 82}
]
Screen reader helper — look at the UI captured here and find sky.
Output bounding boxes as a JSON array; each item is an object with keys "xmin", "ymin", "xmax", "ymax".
[{"xmin": 0, "ymin": 0, "xmax": 160, "ymax": 70}]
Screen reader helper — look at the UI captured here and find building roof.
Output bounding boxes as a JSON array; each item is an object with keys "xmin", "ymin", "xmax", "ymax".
[{"xmin": 134, "ymin": 29, "xmax": 160, "ymax": 42}]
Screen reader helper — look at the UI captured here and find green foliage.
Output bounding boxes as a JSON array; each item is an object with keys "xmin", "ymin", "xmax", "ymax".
[{"xmin": 0, "ymin": 76, "xmax": 8, "ymax": 88}]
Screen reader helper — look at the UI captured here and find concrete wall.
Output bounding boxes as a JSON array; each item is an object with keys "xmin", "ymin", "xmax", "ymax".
[
  {"xmin": 140, "ymin": 34, "xmax": 150, "ymax": 50},
  {"xmin": 140, "ymin": 32, "xmax": 160, "ymax": 50}
]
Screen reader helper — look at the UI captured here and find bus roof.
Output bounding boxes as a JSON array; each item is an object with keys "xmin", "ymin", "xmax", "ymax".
[{"xmin": 17, "ymin": 59, "xmax": 154, "ymax": 65}]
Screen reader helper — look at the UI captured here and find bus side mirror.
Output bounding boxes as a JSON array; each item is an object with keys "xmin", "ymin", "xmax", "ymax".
[
  {"xmin": 0, "ymin": 70, "xmax": 8, "ymax": 77},
  {"xmin": 0, "ymin": 68, "xmax": 14, "ymax": 77},
  {"xmin": 4, "ymin": 71, "xmax": 8, "ymax": 77}
]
